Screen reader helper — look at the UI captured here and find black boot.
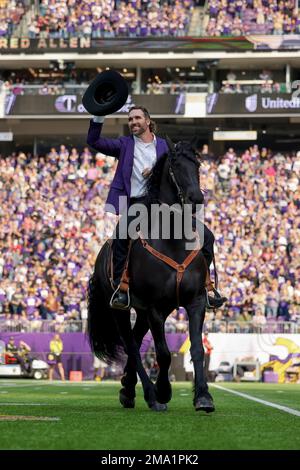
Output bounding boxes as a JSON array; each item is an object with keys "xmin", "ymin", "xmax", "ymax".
[
  {"xmin": 205, "ymin": 286, "xmax": 227, "ymax": 310},
  {"xmin": 110, "ymin": 282, "xmax": 131, "ymax": 310}
]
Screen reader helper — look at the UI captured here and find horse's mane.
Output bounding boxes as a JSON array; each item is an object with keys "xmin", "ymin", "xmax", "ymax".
[
  {"xmin": 144, "ymin": 141, "xmax": 200, "ymax": 206},
  {"xmin": 144, "ymin": 152, "xmax": 169, "ymax": 206},
  {"xmin": 175, "ymin": 141, "xmax": 200, "ymax": 165}
]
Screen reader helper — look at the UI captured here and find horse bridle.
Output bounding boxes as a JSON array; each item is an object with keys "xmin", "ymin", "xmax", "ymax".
[{"xmin": 168, "ymin": 159, "xmax": 185, "ymax": 207}]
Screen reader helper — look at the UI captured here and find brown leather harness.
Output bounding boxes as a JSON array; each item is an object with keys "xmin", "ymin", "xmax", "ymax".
[
  {"xmin": 114, "ymin": 231, "xmax": 202, "ymax": 307},
  {"xmin": 138, "ymin": 231, "xmax": 201, "ymax": 306}
]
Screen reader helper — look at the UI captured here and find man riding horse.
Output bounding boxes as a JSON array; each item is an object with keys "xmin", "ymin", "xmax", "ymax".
[{"xmin": 85, "ymin": 71, "xmax": 227, "ymax": 311}]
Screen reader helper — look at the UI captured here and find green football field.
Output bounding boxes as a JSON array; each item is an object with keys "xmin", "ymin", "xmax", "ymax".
[{"xmin": 0, "ymin": 380, "xmax": 299, "ymax": 450}]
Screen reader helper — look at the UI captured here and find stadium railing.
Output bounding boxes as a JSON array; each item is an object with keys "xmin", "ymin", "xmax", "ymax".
[
  {"xmin": 2, "ymin": 83, "xmax": 209, "ymax": 96},
  {"xmin": 0, "ymin": 320, "xmax": 299, "ymax": 334}
]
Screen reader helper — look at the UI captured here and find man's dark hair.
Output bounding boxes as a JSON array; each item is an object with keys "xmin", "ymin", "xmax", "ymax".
[{"xmin": 128, "ymin": 106, "xmax": 157, "ymax": 133}]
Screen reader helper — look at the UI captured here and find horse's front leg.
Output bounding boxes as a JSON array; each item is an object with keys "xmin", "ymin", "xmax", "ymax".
[
  {"xmin": 148, "ymin": 308, "xmax": 172, "ymax": 405},
  {"xmin": 120, "ymin": 311, "xmax": 149, "ymax": 408},
  {"xmin": 185, "ymin": 295, "xmax": 215, "ymax": 413},
  {"xmin": 115, "ymin": 310, "xmax": 166, "ymax": 412}
]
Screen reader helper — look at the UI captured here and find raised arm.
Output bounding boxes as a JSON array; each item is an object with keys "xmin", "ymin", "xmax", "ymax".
[{"xmin": 87, "ymin": 119, "xmax": 122, "ymax": 159}]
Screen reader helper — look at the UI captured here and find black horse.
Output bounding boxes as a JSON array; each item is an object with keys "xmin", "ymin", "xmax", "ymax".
[{"xmin": 88, "ymin": 141, "xmax": 215, "ymax": 413}]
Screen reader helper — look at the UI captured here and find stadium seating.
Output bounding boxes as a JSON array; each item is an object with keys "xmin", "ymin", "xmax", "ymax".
[
  {"xmin": 24, "ymin": 0, "xmax": 194, "ymax": 39},
  {"xmin": 205, "ymin": 0, "xmax": 299, "ymax": 36},
  {"xmin": 0, "ymin": 145, "xmax": 299, "ymax": 333},
  {"xmin": 2, "ymin": 0, "xmax": 300, "ymax": 39},
  {"xmin": 0, "ymin": 0, "xmax": 26, "ymax": 37}
]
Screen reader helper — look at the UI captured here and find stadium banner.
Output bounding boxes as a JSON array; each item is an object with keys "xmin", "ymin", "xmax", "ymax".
[
  {"xmin": 207, "ymin": 92, "xmax": 300, "ymax": 115},
  {"xmin": 182, "ymin": 333, "xmax": 300, "ymax": 382},
  {"xmin": 1, "ymin": 36, "xmax": 300, "ymax": 54},
  {"xmin": 4, "ymin": 93, "xmax": 185, "ymax": 116},
  {"xmin": 0, "ymin": 37, "xmax": 255, "ymax": 53}
]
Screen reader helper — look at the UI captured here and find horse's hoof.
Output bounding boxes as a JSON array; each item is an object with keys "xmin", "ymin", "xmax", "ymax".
[
  {"xmin": 194, "ymin": 397, "xmax": 215, "ymax": 413},
  {"xmin": 119, "ymin": 390, "xmax": 135, "ymax": 409},
  {"xmin": 149, "ymin": 402, "xmax": 168, "ymax": 412}
]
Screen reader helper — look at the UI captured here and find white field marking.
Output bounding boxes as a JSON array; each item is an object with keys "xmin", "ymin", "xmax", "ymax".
[
  {"xmin": 0, "ymin": 383, "xmax": 18, "ymax": 387},
  {"xmin": 0, "ymin": 403, "xmax": 62, "ymax": 406},
  {"xmin": 0, "ymin": 380, "xmax": 119, "ymax": 388},
  {"xmin": 48, "ymin": 381, "xmax": 98, "ymax": 386},
  {"xmin": 59, "ymin": 392, "xmax": 68, "ymax": 394},
  {"xmin": 179, "ymin": 393, "xmax": 189, "ymax": 396},
  {"xmin": 0, "ymin": 415, "xmax": 60, "ymax": 421},
  {"xmin": 0, "ymin": 383, "xmax": 43, "ymax": 388},
  {"xmin": 211, "ymin": 384, "xmax": 300, "ymax": 417},
  {"xmin": 2, "ymin": 381, "xmax": 87, "ymax": 388},
  {"xmin": 0, "ymin": 391, "xmax": 8, "ymax": 394}
]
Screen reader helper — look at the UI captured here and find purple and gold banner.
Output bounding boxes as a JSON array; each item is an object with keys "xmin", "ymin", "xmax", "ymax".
[
  {"xmin": 1, "ymin": 36, "xmax": 300, "ymax": 54},
  {"xmin": 4, "ymin": 93, "xmax": 185, "ymax": 116}
]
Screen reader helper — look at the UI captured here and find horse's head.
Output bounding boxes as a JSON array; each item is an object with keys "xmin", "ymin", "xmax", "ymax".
[{"xmin": 168, "ymin": 141, "xmax": 204, "ymax": 208}]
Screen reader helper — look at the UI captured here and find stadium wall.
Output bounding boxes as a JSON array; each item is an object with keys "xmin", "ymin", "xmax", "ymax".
[{"xmin": 0, "ymin": 332, "xmax": 187, "ymax": 380}]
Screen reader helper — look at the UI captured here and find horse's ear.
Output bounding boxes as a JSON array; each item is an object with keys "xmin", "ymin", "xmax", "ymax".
[{"xmin": 164, "ymin": 134, "xmax": 175, "ymax": 154}]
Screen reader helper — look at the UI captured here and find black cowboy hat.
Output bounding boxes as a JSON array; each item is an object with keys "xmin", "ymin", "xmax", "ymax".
[{"xmin": 82, "ymin": 70, "xmax": 129, "ymax": 116}]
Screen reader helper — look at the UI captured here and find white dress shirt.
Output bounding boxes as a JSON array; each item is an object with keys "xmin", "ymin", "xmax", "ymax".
[{"xmin": 130, "ymin": 135, "xmax": 157, "ymax": 198}]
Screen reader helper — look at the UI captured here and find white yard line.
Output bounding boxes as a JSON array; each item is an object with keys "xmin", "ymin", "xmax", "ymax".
[
  {"xmin": 0, "ymin": 403, "xmax": 62, "ymax": 406},
  {"xmin": 211, "ymin": 384, "xmax": 300, "ymax": 418},
  {"xmin": 0, "ymin": 415, "xmax": 60, "ymax": 421}
]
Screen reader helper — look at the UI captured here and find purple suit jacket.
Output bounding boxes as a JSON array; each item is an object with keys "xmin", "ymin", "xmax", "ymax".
[{"xmin": 87, "ymin": 120, "xmax": 169, "ymax": 214}]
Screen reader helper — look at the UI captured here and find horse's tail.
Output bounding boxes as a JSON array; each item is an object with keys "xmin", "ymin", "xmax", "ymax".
[{"xmin": 87, "ymin": 263, "xmax": 124, "ymax": 363}]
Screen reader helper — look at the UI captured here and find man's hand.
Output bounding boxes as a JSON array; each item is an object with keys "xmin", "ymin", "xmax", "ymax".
[{"xmin": 142, "ymin": 168, "xmax": 152, "ymax": 179}]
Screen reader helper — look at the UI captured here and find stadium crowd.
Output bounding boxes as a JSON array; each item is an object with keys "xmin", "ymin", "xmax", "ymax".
[
  {"xmin": 205, "ymin": 0, "xmax": 299, "ymax": 36},
  {"xmin": 200, "ymin": 144, "xmax": 300, "ymax": 330},
  {"xmin": 0, "ymin": 0, "xmax": 25, "ymax": 37},
  {"xmin": 3, "ymin": 0, "xmax": 300, "ymax": 40},
  {"xmin": 0, "ymin": 141, "xmax": 299, "ymax": 333},
  {"xmin": 26, "ymin": 0, "xmax": 193, "ymax": 38},
  {"xmin": 0, "ymin": 145, "xmax": 117, "ymax": 332}
]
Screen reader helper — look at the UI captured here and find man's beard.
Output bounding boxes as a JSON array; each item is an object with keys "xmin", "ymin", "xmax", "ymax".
[{"xmin": 131, "ymin": 125, "xmax": 147, "ymax": 136}]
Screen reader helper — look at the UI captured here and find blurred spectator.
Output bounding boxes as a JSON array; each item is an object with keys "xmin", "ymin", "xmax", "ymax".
[
  {"xmin": 144, "ymin": 346, "xmax": 159, "ymax": 381},
  {"xmin": 217, "ymin": 158, "xmax": 231, "ymax": 191},
  {"xmin": 176, "ymin": 308, "xmax": 188, "ymax": 333},
  {"xmin": 165, "ymin": 309, "xmax": 178, "ymax": 333},
  {"xmin": 17, "ymin": 339, "xmax": 31, "ymax": 372},
  {"xmin": 198, "ymin": 144, "xmax": 215, "ymax": 162},
  {"xmin": 202, "ymin": 330, "xmax": 213, "ymax": 380},
  {"xmin": 93, "ymin": 355, "xmax": 107, "ymax": 381},
  {"xmin": 252, "ymin": 308, "xmax": 267, "ymax": 332},
  {"xmin": 48, "ymin": 333, "xmax": 65, "ymax": 381},
  {"xmin": 41, "ymin": 287, "xmax": 60, "ymax": 320},
  {"xmin": 5, "ymin": 336, "xmax": 18, "ymax": 361}
]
